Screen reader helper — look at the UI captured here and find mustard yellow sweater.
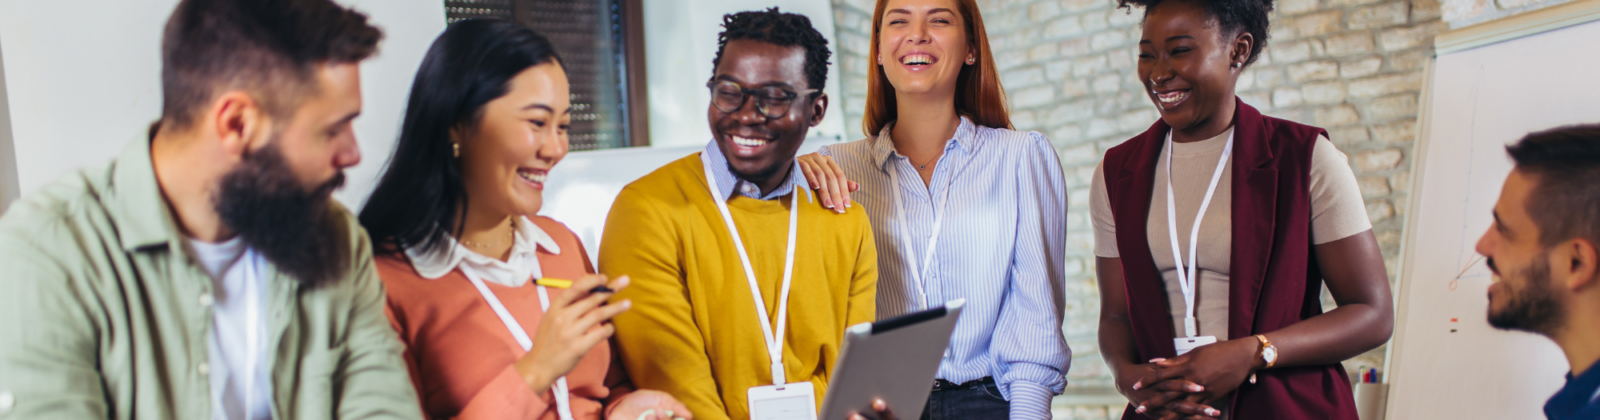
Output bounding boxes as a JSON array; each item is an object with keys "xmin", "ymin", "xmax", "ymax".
[{"xmin": 600, "ymin": 153, "xmax": 878, "ymax": 420}]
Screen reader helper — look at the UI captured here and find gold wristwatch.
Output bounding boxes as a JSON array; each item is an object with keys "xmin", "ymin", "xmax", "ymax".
[{"xmin": 1249, "ymin": 334, "xmax": 1277, "ymax": 384}]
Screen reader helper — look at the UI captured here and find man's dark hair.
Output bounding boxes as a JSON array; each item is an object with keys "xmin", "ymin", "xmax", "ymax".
[
  {"xmin": 711, "ymin": 7, "xmax": 831, "ymax": 94},
  {"xmin": 1508, "ymin": 124, "xmax": 1600, "ymax": 249},
  {"xmin": 160, "ymin": 0, "xmax": 383, "ymax": 129},
  {"xmin": 1117, "ymin": 0, "xmax": 1274, "ymax": 67}
]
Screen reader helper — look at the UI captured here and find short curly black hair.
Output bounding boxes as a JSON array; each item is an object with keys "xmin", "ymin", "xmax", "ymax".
[
  {"xmin": 711, "ymin": 7, "xmax": 832, "ymax": 95},
  {"xmin": 1118, "ymin": 0, "xmax": 1274, "ymax": 67}
]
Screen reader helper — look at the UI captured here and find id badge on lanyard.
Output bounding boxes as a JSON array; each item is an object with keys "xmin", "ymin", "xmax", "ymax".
[
  {"xmin": 1164, "ymin": 130, "xmax": 1233, "ymax": 355},
  {"xmin": 701, "ymin": 154, "xmax": 818, "ymax": 420}
]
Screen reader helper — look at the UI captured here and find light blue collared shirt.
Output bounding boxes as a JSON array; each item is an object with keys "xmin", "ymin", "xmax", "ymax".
[
  {"xmin": 703, "ymin": 141, "xmax": 806, "ymax": 201},
  {"xmin": 820, "ymin": 117, "xmax": 1070, "ymax": 420}
]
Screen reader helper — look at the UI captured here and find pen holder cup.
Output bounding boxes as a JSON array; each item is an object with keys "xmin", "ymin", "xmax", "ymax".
[{"xmin": 1354, "ymin": 382, "xmax": 1388, "ymax": 420}]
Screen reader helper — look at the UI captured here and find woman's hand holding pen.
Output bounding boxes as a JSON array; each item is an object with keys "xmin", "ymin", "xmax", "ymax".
[
  {"xmin": 515, "ymin": 274, "xmax": 633, "ymax": 394},
  {"xmin": 797, "ymin": 152, "xmax": 858, "ymax": 213},
  {"xmin": 1132, "ymin": 337, "xmax": 1263, "ymax": 419}
]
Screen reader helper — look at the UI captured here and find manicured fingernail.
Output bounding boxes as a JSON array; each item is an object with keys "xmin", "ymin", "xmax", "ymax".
[
  {"xmin": 1150, "ymin": 358, "xmax": 1166, "ymax": 363},
  {"xmin": 1189, "ymin": 384, "xmax": 1205, "ymax": 392},
  {"xmin": 1132, "ymin": 381, "xmax": 1142, "ymax": 390},
  {"xmin": 1135, "ymin": 405, "xmax": 1146, "ymax": 414},
  {"xmin": 620, "ymin": 300, "xmax": 632, "ymax": 308},
  {"xmin": 1206, "ymin": 408, "xmax": 1220, "ymax": 416}
]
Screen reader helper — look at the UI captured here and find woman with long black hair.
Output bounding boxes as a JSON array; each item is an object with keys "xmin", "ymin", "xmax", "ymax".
[
  {"xmin": 1091, "ymin": 0, "xmax": 1393, "ymax": 418},
  {"xmin": 359, "ymin": 19, "xmax": 690, "ymax": 420}
]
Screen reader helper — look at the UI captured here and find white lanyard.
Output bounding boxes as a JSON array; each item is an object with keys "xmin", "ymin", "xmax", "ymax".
[
  {"xmin": 463, "ymin": 269, "xmax": 574, "ymax": 420},
  {"xmin": 701, "ymin": 153, "xmax": 800, "ymax": 386},
  {"xmin": 885, "ymin": 147, "xmax": 969, "ymax": 310},
  {"xmin": 1164, "ymin": 130, "xmax": 1234, "ymax": 338}
]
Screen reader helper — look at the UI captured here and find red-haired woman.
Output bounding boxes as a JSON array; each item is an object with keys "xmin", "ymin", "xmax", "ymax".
[
  {"xmin": 797, "ymin": 1, "xmax": 1069, "ymax": 419},
  {"xmin": 1090, "ymin": 0, "xmax": 1393, "ymax": 418}
]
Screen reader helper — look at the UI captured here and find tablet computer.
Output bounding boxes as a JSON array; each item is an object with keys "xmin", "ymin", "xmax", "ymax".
[{"xmin": 819, "ymin": 299, "xmax": 965, "ymax": 420}]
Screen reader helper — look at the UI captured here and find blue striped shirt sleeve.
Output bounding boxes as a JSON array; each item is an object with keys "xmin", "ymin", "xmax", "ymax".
[{"xmin": 994, "ymin": 132, "xmax": 1071, "ymax": 420}]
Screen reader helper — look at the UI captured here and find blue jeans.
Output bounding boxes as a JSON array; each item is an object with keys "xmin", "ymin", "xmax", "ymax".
[{"xmin": 920, "ymin": 378, "xmax": 1010, "ymax": 420}]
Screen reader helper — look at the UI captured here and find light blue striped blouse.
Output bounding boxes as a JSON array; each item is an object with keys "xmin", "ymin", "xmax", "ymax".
[{"xmin": 820, "ymin": 116, "xmax": 1070, "ymax": 420}]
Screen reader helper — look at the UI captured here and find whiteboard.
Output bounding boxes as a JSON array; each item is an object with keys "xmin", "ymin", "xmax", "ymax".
[{"xmin": 1386, "ymin": 13, "xmax": 1600, "ymax": 420}]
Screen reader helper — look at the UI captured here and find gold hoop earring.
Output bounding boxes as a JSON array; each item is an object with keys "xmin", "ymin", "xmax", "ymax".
[{"xmin": 453, "ymin": 143, "xmax": 460, "ymax": 157}]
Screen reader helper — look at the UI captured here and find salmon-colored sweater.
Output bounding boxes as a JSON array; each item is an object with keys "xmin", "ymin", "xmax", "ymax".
[{"xmin": 379, "ymin": 217, "xmax": 631, "ymax": 420}]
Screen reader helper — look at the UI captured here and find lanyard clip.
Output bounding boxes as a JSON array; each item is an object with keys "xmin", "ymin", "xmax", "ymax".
[
  {"xmin": 1184, "ymin": 316, "xmax": 1199, "ymax": 338},
  {"xmin": 771, "ymin": 362, "xmax": 786, "ymax": 386}
]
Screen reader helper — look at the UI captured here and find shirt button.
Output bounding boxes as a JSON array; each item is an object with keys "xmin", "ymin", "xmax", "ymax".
[
  {"xmin": 0, "ymin": 391, "xmax": 14, "ymax": 414},
  {"xmin": 198, "ymin": 294, "xmax": 213, "ymax": 307},
  {"xmin": 197, "ymin": 363, "xmax": 209, "ymax": 375}
]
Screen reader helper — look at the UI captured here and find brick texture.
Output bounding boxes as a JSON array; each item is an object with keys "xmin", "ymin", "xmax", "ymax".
[{"xmin": 829, "ymin": 0, "xmax": 1439, "ymax": 415}]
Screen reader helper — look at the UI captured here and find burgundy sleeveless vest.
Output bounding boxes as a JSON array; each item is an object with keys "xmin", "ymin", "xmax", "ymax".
[{"xmin": 1104, "ymin": 99, "xmax": 1356, "ymax": 419}]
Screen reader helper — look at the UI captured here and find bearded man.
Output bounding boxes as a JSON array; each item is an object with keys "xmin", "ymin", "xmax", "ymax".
[
  {"xmin": 0, "ymin": 0, "xmax": 421, "ymax": 418},
  {"xmin": 1475, "ymin": 125, "xmax": 1600, "ymax": 420}
]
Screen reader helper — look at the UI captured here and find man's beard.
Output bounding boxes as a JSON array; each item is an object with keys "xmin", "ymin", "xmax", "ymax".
[
  {"xmin": 215, "ymin": 139, "xmax": 349, "ymax": 286},
  {"xmin": 1487, "ymin": 254, "xmax": 1567, "ymax": 337}
]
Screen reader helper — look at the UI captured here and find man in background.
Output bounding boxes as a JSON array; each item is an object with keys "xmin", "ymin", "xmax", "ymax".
[
  {"xmin": 1476, "ymin": 124, "xmax": 1600, "ymax": 420},
  {"xmin": 0, "ymin": 0, "xmax": 420, "ymax": 418}
]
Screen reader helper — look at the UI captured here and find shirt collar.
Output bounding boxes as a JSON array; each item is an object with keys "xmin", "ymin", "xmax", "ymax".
[
  {"xmin": 109, "ymin": 127, "xmax": 186, "ymax": 252},
  {"xmin": 404, "ymin": 216, "xmax": 562, "ymax": 284},
  {"xmin": 870, "ymin": 116, "xmax": 978, "ymax": 169},
  {"xmin": 702, "ymin": 140, "xmax": 805, "ymax": 201},
  {"xmin": 1547, "ymin": 360, "xmax": 1600, "ymax": 420}
]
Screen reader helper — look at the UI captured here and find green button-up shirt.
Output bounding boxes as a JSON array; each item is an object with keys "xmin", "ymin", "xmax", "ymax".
[{"xmin": 0, "ymin": 138, "xmax": 422, "ymax": 419}]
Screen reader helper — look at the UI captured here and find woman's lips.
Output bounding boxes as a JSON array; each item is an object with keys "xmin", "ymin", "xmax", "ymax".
[{"xmin": 1155, "ymin": 89, "xmax": 1190, "ymax": 108}]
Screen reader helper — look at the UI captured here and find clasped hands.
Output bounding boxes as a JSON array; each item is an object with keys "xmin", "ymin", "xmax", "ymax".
[{"xmin": 1120, "ymin": 338, "xmax": 1263, "ymax": 420}]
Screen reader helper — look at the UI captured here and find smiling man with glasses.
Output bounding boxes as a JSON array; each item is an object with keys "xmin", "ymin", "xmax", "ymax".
[{"xmin": 599, "ymin": 8, "xmax": 879, "ymax": 420}]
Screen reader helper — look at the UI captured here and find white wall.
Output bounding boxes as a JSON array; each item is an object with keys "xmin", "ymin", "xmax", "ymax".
[
  {"xmin": 0, "ymin": 38, "xmax": 16, "ymax": 213},
  {"xmin": 643, "ymin": 0, "xmax": 849, "ymax": 148},
  {"xmin": 0, "ymin": 0, "xmax": 443, "ymax": 211}
]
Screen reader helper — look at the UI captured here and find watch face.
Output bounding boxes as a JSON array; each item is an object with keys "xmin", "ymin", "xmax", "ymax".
[{"xmin": 1263, "ymin": 346, "xmax": 1278, "ymax": 363}]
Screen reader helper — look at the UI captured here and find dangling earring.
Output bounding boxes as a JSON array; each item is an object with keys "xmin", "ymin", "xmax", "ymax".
[{"xmin": 453, "ymin": 143, "xmax": 460, "ymax": 157}]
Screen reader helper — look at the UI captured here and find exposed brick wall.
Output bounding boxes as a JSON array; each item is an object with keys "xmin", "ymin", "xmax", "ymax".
[{"xmin": 829, "ymin": 0, "xmax": 1440, "ymax": 417}]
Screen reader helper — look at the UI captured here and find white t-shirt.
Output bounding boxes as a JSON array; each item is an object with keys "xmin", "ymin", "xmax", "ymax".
[{"xmin": 188, "ymin": 237, "xmax": 273, "ymax": 420}]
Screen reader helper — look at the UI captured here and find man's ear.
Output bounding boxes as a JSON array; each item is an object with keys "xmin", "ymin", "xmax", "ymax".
[
  {"xmin": 1563, "ymin": 237, "xmax": 1600, "ymax": 292},
  {"xmin": 808, "ymin": 92, "xmax": 829, "ymax": 127},
  {"xmin": 210, "ymin": 90, "xmax": 267, "ymax": 158}
]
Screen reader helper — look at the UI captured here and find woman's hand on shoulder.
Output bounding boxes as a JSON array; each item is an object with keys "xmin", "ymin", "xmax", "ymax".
[
  {"xmin": 607, "ymin": 389, "xmax": 692, "ymax": 420},
  {"xmin": 797, "ymin": 152, "xmax": 858, "ymax": 214}
]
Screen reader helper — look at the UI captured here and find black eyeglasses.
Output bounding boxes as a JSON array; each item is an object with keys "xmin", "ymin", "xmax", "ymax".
[{"xmin": 706, "ymin": 79, "xmax": 819, "ymax": 119}]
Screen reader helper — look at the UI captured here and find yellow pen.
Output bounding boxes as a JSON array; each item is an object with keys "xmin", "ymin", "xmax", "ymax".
[
  {"xmin": 535, "ymin": 278, "xmax": 615, "ymax": 294},
  {"xmin": 535, "ymin": 278, "xmax": 573, "ymax": 289}
]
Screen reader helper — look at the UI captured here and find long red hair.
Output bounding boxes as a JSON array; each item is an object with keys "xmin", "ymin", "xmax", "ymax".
[{"xmin": 862, "ymin": 0, "xmax": 1011, "ymax": 137}]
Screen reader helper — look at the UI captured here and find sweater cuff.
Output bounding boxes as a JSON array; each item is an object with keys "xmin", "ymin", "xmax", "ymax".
[{"xmin": 1006, "ymin": 380, "xmax": 1055, "ymax": 420}]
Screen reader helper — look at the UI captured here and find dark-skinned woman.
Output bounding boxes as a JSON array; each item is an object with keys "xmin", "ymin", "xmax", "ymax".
[{"xmin": 1089, "ymin": 0, "xmax": 1394, "ymax": 419}]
